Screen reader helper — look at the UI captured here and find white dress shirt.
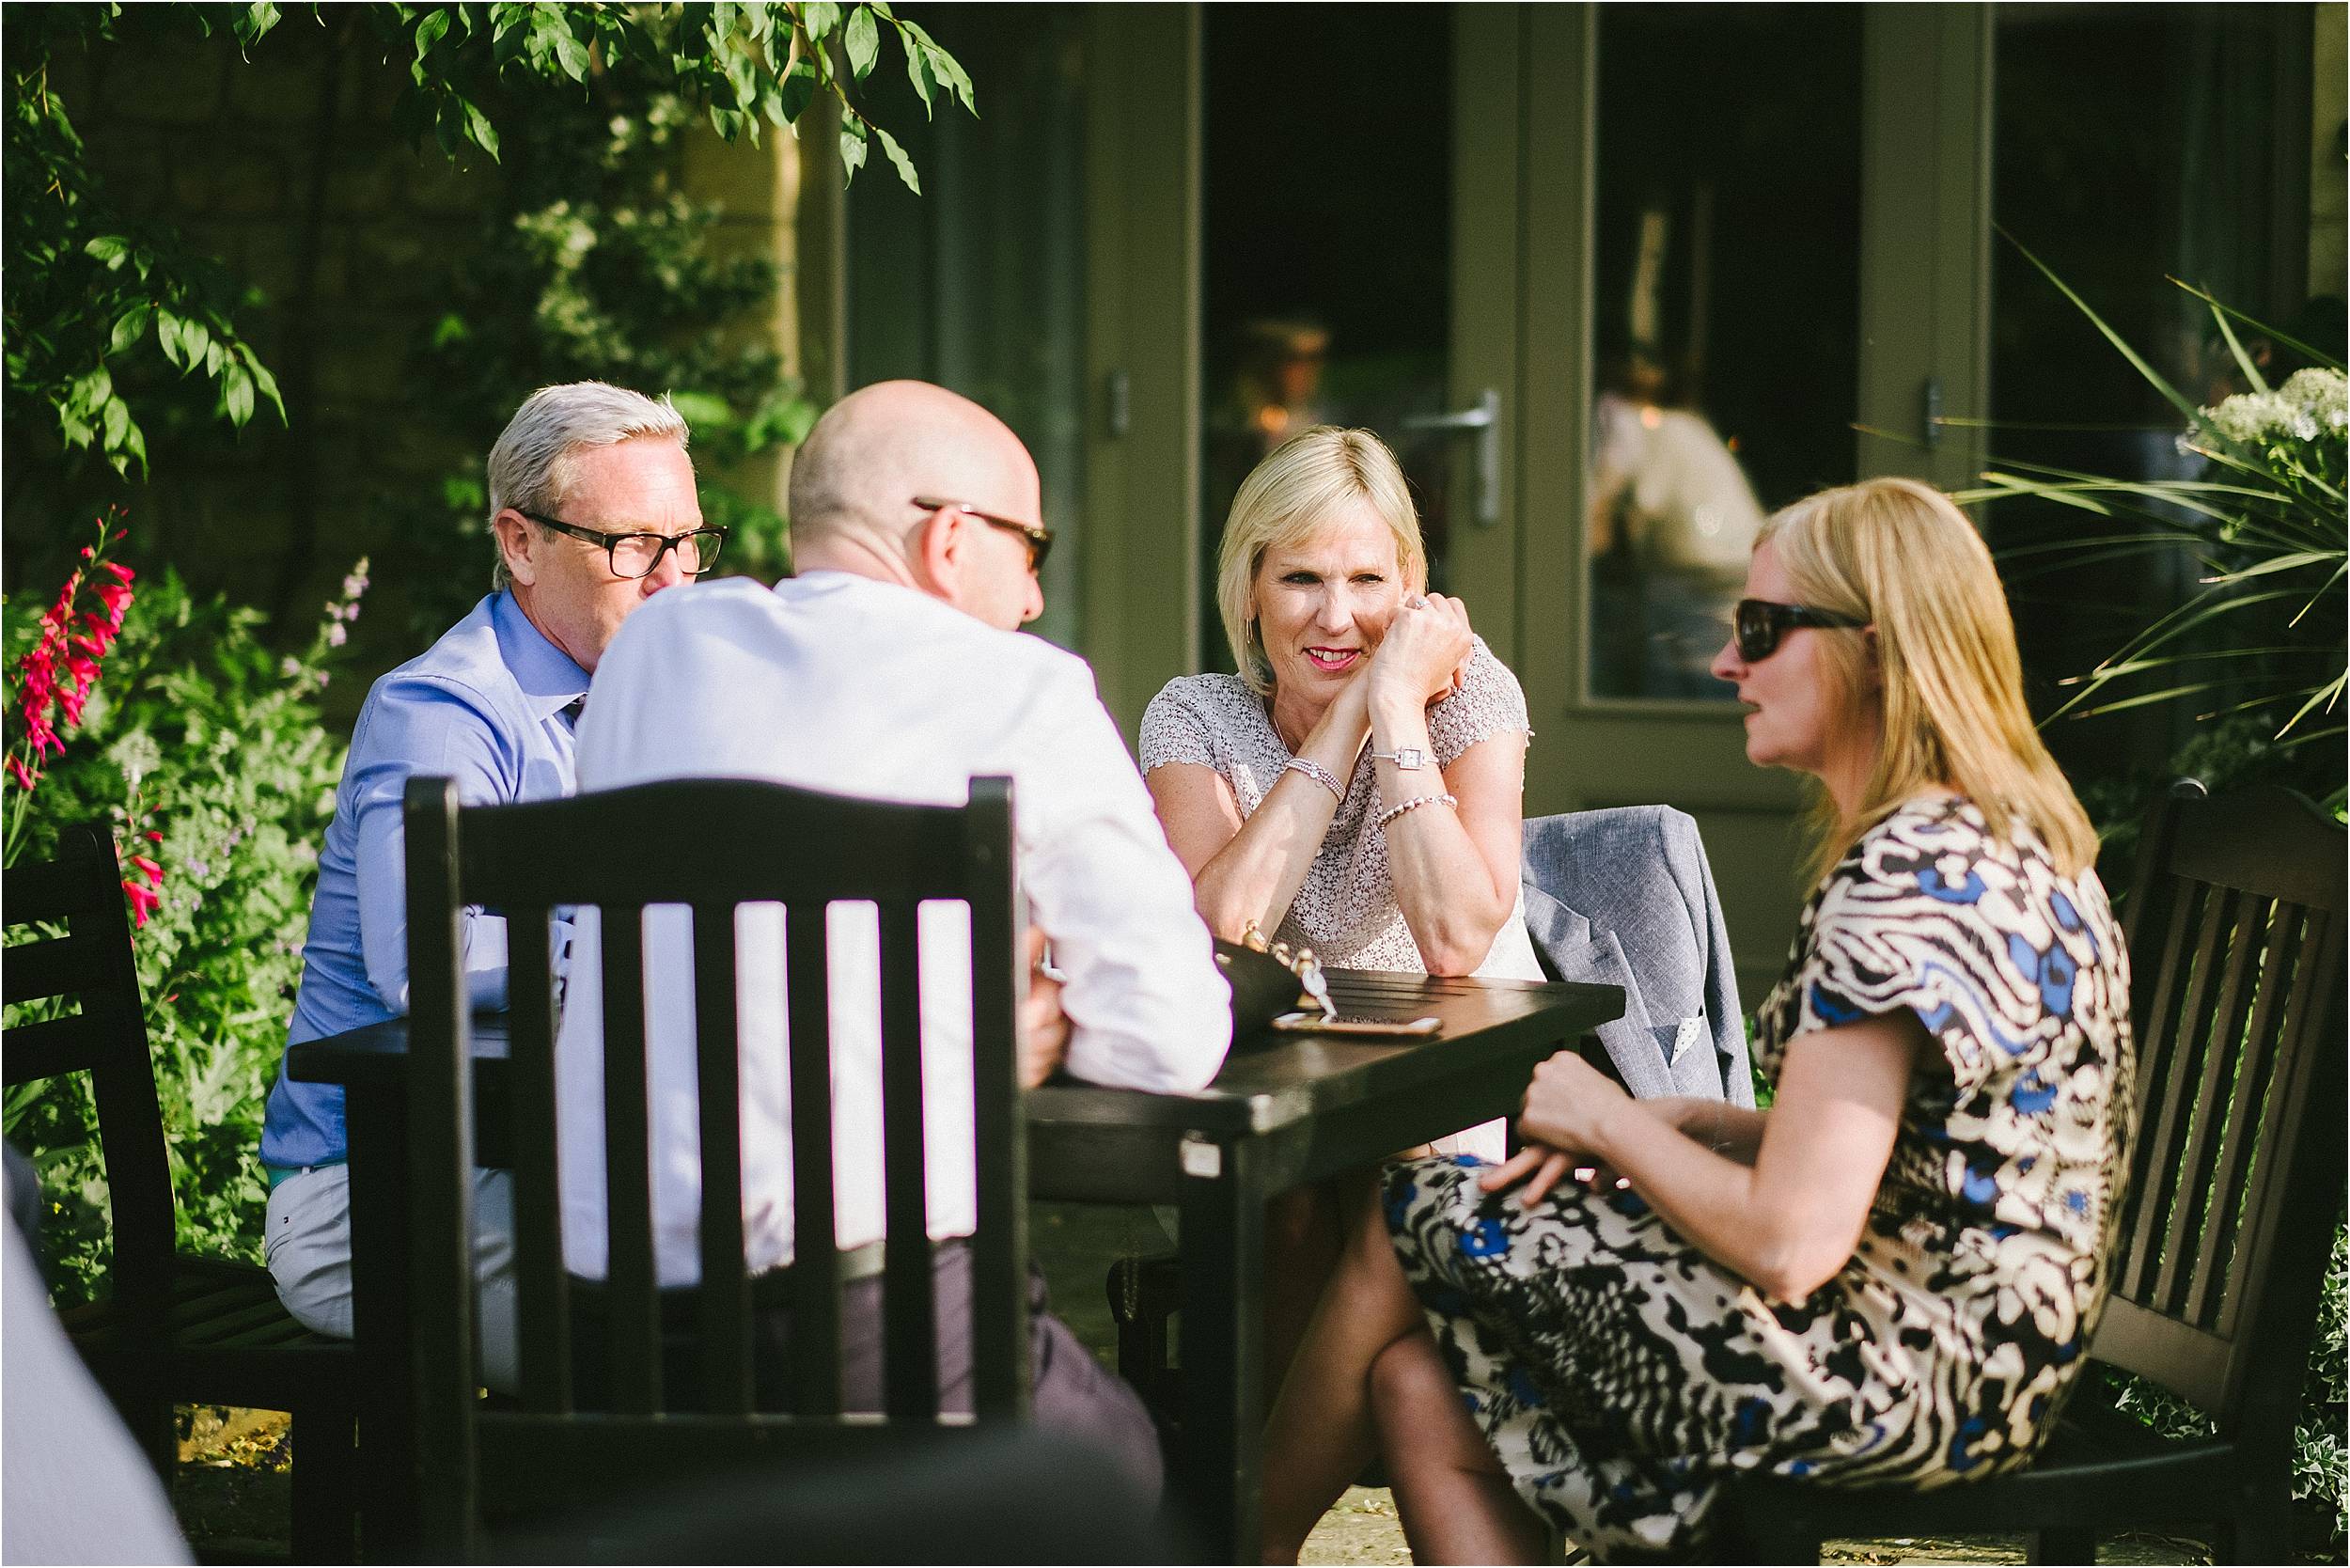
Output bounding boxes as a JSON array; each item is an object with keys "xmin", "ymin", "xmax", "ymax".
[{"xmin": 559, "ymin": 572, "xmax": 1230, "ymax": 1284}]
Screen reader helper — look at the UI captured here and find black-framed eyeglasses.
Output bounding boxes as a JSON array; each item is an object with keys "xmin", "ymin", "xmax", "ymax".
[
  {"xmin": 1732, "ymin": 598, "xmax": 1867, "ymax": 663},
  {"xmin": 911, "ymin": 496, "xmax": 1055, "ymax": 574},
  {"xmin": 517, "ymin": 510, "xmax": 728, "ymax": 579}
]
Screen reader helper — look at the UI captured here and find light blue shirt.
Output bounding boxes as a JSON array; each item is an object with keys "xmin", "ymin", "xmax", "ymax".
[{"xmin": 259, "ymin": 591, "xmax": 586, "ymax": 1169}]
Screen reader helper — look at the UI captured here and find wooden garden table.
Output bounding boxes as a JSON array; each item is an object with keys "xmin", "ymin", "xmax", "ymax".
[{"xmin": 289, "ymin": 968, "xmax": 1621, "ymax": 1561}]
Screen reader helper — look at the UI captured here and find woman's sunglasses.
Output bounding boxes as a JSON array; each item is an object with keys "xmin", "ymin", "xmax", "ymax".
[{"xmin": 1732, "ymin": 599, "xmax": 1867, "ymax": 663}]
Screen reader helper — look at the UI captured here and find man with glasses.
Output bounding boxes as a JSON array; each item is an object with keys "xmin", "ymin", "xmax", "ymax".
[
  {"xmin": 258, "ymin": 381, "xmax": 714, "ymax": 1381},
  {"xmin": 562, "ymin": 380, "xmax": 1230, "ymax": 1495}
]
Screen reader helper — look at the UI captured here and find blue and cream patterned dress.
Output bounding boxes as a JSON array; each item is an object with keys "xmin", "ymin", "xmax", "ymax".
[{"xmin": 1385, "ymin": 794, "xmax": 2134, "ymax": 1555}]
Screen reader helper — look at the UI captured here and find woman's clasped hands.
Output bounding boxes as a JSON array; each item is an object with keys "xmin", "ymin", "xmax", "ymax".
[
  {"xmin": 1479, "ymin": 1048, "xmax": 1637, "ymax": 1207},
  {"xmin": 1364, "ymin": 591, "xmax": 1474, "ymax": 710}
]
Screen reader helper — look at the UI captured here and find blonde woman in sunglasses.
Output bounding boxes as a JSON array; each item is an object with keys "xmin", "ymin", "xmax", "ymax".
[{"xmin": 1262, "ymin": 477, "xmax": 2130, "ymax": 1562}]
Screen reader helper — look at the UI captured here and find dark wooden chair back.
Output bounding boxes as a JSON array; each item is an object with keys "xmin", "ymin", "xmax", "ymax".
[
  {"xmin": 402, "ymin": 774, "xmax": 1029, "ymax": 1554},
  {"xmin": 2097, "ymin": 781, "xmax": 2346, "ymax": 1443},
  {"xmin": 1, "ymin": 824, "xmax": 173, "ymax": 1308}
]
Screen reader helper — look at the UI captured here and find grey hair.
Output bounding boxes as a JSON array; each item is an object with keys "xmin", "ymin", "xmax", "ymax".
[{"xmin": 486, "ymin": 382, "xmax": 692, "ymax": 589}]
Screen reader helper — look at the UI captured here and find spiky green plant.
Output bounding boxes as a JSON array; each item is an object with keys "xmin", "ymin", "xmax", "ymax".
[{"xmin": 1958, "ymin": 240, "xmax": 2346, "ymax": 809}]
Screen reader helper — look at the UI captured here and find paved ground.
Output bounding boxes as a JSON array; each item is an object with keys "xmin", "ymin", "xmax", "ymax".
[{"xmin": 1292, "ymin": 1490, "xmax": 2217, "ymax": 1566}]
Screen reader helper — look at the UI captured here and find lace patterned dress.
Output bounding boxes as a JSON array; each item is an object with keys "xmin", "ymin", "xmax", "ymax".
[
  {"xmin": 1140, "ymin": 637, "xmax": 1544, "ymax": 1158},
  {"xmin": 1383, "ymin": 795, "xmax": 2134, "ymax": 1555}
]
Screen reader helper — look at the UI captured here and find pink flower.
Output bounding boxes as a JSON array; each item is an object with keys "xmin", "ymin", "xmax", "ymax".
[
  {"xmin": 8, "ymin": 515, "xmax": 137, "ymax": 799},
  {"xmin": 122, "ymin": 876, "xmax": 162, "ymax": 927},
  {"xmin": 119, "ymin": 825, "xmax": 165, "ymax": 930}
]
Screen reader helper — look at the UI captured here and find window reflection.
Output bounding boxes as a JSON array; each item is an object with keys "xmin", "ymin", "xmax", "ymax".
[
  {"xmin": 1587, "ymin": 6, "xmax": 1861, "ymax": 702},
  {"xmin": 1200, "ymin": 4, "xmax": 1451, "ymax": 672},
  {"xmin": 1589, "ymin": 341, "xmax": 1765, "ymax": 699}
]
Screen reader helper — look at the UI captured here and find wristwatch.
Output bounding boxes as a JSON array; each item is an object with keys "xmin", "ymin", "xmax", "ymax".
[{"xmin": 1369, "ymin": 746, "xmax": 1430, "ymax": 771}]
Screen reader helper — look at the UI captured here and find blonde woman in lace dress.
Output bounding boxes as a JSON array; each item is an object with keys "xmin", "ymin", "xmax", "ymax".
[{"xmin": 1140, "ymin": 425, "xmax": 1545, "ymax": 1383}]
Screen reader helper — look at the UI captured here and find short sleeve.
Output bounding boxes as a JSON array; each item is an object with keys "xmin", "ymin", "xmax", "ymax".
[
  {"xmin": 1428, "ymin": 637, "xmax": 1531, "ymax": 766},
  {"xmin": 1785, "ymin": 840, "xmax": 2015, "ymax": 1093},
  {"xmin": 1139, "ymin": 680, "xmax": 1220, "ymax": 774}
]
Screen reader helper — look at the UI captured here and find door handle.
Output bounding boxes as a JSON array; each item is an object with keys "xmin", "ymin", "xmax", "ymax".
[
  {"xmin": 1105, "ymin": 368, "xmax": 1132, "ymax": 438},
  {"xmin": 1403, "ymin": 388, "xmax": 1502, "ymax": 526}
]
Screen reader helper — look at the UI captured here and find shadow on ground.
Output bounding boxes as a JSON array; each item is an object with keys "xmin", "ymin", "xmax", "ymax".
[{"xmin": 162, "ymin": 1200, "xmax": 2301, "ymax": 1565}]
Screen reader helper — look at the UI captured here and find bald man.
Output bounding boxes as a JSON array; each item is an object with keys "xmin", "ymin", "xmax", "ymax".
[{"xmin": 558, "ymin": 382, "xmax": 1230, "ymax": 1493}]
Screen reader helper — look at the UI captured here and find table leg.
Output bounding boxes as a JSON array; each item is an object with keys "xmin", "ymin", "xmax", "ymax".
[
  {"xmin": 1175, "ymin": 1136, "xmax": 1266, "ymax": 1563},
  {"xmin": 340, "ymin": 1092, "xmax": 418, "ymax": 1560}
]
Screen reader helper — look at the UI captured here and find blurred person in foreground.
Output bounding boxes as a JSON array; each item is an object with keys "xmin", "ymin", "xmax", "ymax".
[{"xmin": 5, "ymin": 1146, "xmax": 191, "ymax": 1565}]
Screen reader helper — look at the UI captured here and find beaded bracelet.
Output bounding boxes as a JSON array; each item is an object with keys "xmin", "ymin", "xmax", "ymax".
[
  {"xmin": 1375, "ymin": 792, "xmax": 1458, "ymax": 831},
  {"xmin": 1282, "ymin": 756, "xmax": 1346, "ymax": 801}
]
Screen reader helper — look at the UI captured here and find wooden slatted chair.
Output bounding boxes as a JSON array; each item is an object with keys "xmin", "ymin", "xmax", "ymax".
[
  {"xmin": 401, "ymin": 774, "xmax": 1031, "ymax": 1560},
  {"xmin": 1, "ymin": 823, "xmax": 359, "ymax": 1560},
  {"xmin": 1721, "ymin": 781, "xmax": 2347, "ymax": 1562}
]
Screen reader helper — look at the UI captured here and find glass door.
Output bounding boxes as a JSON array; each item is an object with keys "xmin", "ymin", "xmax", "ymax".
[
  {"xmin": 1196, "ymin": 4, "xmax": 1461, "ymax": 668},
  {"xmin": 1074, "ymin": 3, "xmax": 1528, "ymax": 733},
  {"xmin": 1514, "ymin": 5, "xmax": 1880, "ymax": 1002},
  {"xmin": 1581, "ymin": 6, "xmax": 1864, "ymax": 704}
]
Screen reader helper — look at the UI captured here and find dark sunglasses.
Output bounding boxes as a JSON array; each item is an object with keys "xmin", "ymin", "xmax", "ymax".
[
  {"xmin": 1732, "ymin": 598, "xmax": 1867, "ymax": 663},
  {"xmin": 911, "ymin": 496, "xmax": 1055, "ymax": 574}
]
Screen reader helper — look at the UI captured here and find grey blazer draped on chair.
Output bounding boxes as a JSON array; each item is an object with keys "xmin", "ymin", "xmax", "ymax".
[{"xmin": 1520, "ymin": 806, "xmax": 1755, "ymax": 1105}]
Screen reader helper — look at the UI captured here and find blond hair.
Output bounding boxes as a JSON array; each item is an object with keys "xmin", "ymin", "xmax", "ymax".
[
  {"xmin": 1760, "ymin": 477, "xmax": 2097, "ymax": 886},
  {"xmin": 1216, "ymin": 427, "xmax": 1426, "ymax": 695}
]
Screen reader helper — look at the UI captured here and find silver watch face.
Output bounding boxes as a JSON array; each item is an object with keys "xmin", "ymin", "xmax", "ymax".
[{"xmin": 1384, "ymin": 747, "xmax": 1429, "ymax": 770}]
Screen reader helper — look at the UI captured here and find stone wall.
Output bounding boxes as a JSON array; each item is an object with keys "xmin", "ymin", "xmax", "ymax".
[
  {"xmin": 43, "ymin": 14, "xmax": 804, "ymax": 718},
  {"xmin": 53, "ymin": 16, "xmax": 494, "ymax": 709}
]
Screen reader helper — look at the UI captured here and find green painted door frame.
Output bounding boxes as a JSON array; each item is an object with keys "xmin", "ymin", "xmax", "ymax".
[{"xmin": 1081, "ymin": 5, "xmax": 1202, "ymax": 738}]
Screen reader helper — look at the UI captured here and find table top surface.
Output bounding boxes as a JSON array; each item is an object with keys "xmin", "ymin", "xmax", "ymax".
[{"xmin": 289, "ymin": 969, "xmax": 1622, "ymax": 1137}]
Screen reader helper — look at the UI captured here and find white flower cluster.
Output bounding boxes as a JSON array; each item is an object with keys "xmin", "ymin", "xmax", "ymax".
[{"xmin": 2193, "ymin": 367, "xmax": 2349, "ymax": 448}]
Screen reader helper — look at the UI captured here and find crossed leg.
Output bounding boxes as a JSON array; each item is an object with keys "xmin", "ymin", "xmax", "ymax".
[
  {"xmin": 1370, "ymin": 1325, "xmax": 1545, "ymax": 1565},
  {"xmin": 1258, "ymin": 1169, "xmax": 1546, "ymax": 1565}
]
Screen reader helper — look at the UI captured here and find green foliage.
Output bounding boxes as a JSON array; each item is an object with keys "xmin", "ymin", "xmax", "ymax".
[
  {"xmin": 4, "ymin": 3, "xmax": 968, "ymax": 492},
  {"xmin": 2302, "ymin": 1224, "xmax": 2349, "ymax": 1544},
  {"xmin": 1967, "ymin": 243, "xmax": 2347, "ymax": 812},
  {"xmin": 392, "ymin": 75, "xmax": 821, "ymax": 637},
  {"xmin": 2074, "ymin": 712, "xmax": 2310, "ymax": 887},
  {"xmin": 376, "ymin": 2, "xmax": 974, "ymax": 183},
  {"xmin": 2, "ymin": 556, "xmax": 358, "ymax": 1302},
  {"xmin": 4, "ymin": 8, "xmax": 283, "ymax": 478}
]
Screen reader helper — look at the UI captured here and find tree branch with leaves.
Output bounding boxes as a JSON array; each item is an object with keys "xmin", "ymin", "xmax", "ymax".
[{"xmin": 3, "ymin": 2, "xmax": 972, "ymax": 486}]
